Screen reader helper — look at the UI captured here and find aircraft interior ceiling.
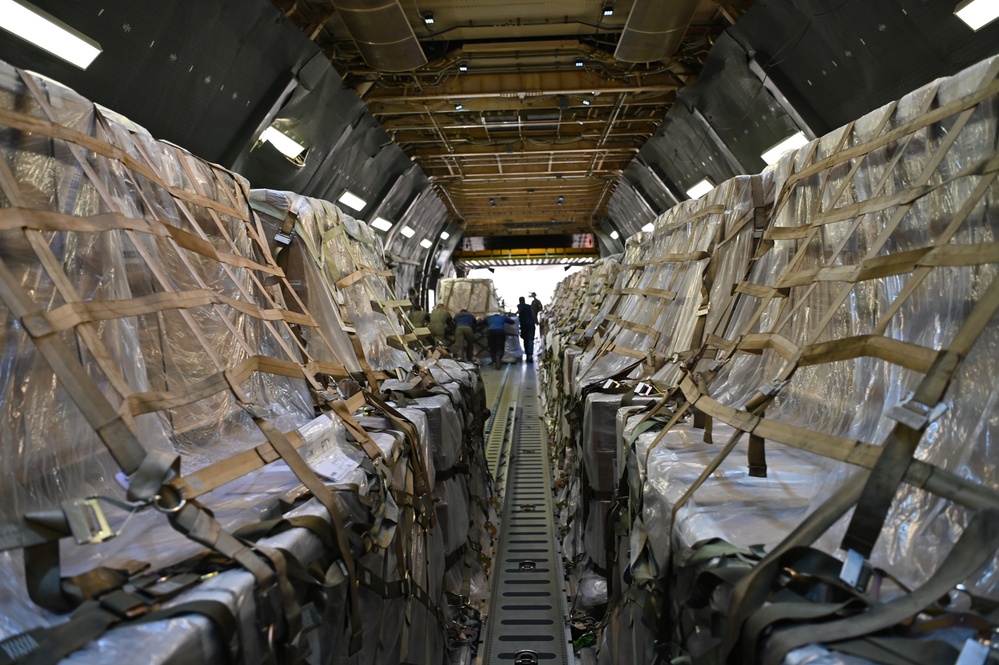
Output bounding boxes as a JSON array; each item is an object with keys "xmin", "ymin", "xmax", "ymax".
[{"xmin": 0, "ymin": 0, "xmax": 995, "ymax": 283}]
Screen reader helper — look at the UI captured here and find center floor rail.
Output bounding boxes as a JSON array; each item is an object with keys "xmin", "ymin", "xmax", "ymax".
[{"xmin": 480, "ymin": 364, "xmax": 571, "ymax": 665}]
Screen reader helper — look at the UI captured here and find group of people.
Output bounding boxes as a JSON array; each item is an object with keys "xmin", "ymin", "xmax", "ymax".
[{"xmin": 412, "ymin": 293, "xmax": 543, "ymax": 368}]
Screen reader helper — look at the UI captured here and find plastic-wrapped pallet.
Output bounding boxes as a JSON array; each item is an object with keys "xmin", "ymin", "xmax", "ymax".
[
  {"xmin": 588, "ymin": 56, "xmax": 999, "ymax": 665},
  {"xmin": 249, "ymin": 189, "xmax": 416, "ymax": 373},
  {"xmin": 437, "ymin": 278, "xmax": 501, "ymax": 317},
  {"xmin": 0, "ymin": 59, "xmax": 480, "ymax": 665}
]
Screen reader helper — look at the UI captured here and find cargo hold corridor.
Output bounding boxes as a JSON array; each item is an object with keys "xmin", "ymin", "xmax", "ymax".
[{"xmin": 479, "ymin": 364, "xmax": 571, "ymax": 665}]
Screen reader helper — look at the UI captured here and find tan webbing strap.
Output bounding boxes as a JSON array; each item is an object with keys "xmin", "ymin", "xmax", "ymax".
[
  {"xmin": 0, "ymin": 256, "xmax": 156, "ymax": 478},
  {"xmin": 170, "ymin": 430, "xmax": 307, "ymax": 500},
  {"xmin": 328, "ymin": 397, "xmax": 387, "ymax": 463},
  {"xmin": 0, "ymin": 104, "xmax": 247, "ymax": 221},
  {"xmin": 36, "ymin": 288, "xmax": 315, "ymax": 332},
  {"xmin": 336, "ymin": 267, "xmax": 395, "ymax": 289},
  {"xmin": 364, "ymin": 392, "xmax": 432, "ymax": 500},
  {"xmin": 677, "ymin": 376, "xmax": 999, "ymax": 516},
  {"xmin": 842, "ymin": 274, "xmax": 999, "ymax": 557},
  {"xmin": 781, "ymin": 74, "xmax": 999, "ymax": 189},
  {"xmin": 125, "ymin": 355, "xmax": 319, "ymax": 418}
]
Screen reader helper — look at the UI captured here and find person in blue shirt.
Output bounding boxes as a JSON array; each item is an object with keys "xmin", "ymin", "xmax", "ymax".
[
  {"xmin": 453, "ymin": 308, "xmax": 477, "ymax": 361},
  {"xmin": 517, "ymin": 296, "xmax": 537, "ymax": 362},
  {"xmin": 483, "ymin": 311, "xmax": 514, "ymax": 368}
]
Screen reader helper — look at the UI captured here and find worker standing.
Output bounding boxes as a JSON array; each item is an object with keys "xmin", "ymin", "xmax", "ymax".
[
  {"xmin": 530, "ymin": 292, "xmax": 543, "ymax": 322},
  {"xmin": 453, "ymin": 308, "xmax": 477, "ymax": 361},
  {"xmin": 517, "ymin": 296, "xmax": 536, "ymax": 362}
]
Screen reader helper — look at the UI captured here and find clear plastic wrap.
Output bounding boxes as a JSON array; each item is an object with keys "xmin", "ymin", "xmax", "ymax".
[
  {"xmin": 0, "ymin": 60, "xmax": 481, "ymax": 665},
  {"xmin": 546, "ymin": 53, "xmax": 999, "ymax": 665},
  {"xmin": 438, "ymin": 278, "xmax": 501, "ymax": 316},
  {"xmin": 249, "ymin": 189, "xmax": 413, "ymax": 371}
]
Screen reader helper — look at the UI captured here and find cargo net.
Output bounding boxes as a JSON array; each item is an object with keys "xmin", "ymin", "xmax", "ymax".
[
  {"xmin": 541, "ymin": 57, "xmax": 999, "ymax": 664},
  {"xmin": 0, "ymin": 62, "xmax": 494, "ymax": 664}
]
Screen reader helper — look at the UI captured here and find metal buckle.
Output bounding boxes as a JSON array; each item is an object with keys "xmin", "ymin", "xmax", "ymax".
[
  {"xmin": 754, "ymin": 378, "xmax": 789, "ymax": 398},
  {"xmin": 520, "ymin": 504, "xmax": 536, "ymax": 512},
  {"xmin": 62, "ymin": 497, "xmax": 115, "ymax": 545},
  {"xmin": 518, "ymin": 560, "xmax": 537, "ymax": 571},
  {"xmin": 240, "ymin": 403, "xmax": 270, "ymax": 419},
  {"xmin": 886, "ymin": 393, "xmax": 948, "ymax": 430},
  {"xmin": 955, "ymin": 638, "xmax": 990, "ymax": 665},
  {"xmin": 273, "ymin": 231, "xmax": 294, "ymax": 246},
  {"xmin": 153, "ymin": 485, "xmax": 187, "ymax": 514},
  {"xmin": 514, "ymin": 651, "xmax": 538, "ymax": 665},
  {"xmin": 839, "ymin": 549, "xmax": 869, "ymax": 591}
]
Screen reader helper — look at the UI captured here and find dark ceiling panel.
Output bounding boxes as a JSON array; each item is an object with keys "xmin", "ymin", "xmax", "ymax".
[
  {"xmin": 730, "ymin": 0, "xmax": 999, "ymax": 131},
  {"xmin": 681, "ymin": 33, "xmax": 801, "ymax": 174},
  {"xmin": 0, "ymin": 0, "xmax": 311, "ymax": 163}
]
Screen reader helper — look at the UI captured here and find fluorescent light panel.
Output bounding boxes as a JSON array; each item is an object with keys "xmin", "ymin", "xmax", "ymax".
[
  {"xmin": 761, "ymin": 131, "xmax": 809, "ymax": 165},
  {"xmin": 609, "ymin": 230, "xmax": 619, "ymax": 240},
  {"xmin": 371, "ymin": 217, "xmax": 393, "ymax": 232},
  {"xmin": 419, "ymin": 238, "xmax": 433, "ymax": 249},
  {"xmin": 440, "ymin": 231, "xmax": 450, "ymax": 240},
  {"xmin": 260, "ymin": 126, "xmax": 306, "ymax": 159},
  {"xmin": 400, "ymin": 225, "xmax": 416, "ymax": 238},
  {"xmin": 338, "ymin": 190, "xmax": 367, "ymax": 211},
  {"xmin": 0, "ymin": 0, "xmax": 102, "ymax": 69},
  {"xmin": 686, "ymin": 178, "xmax": 714, "ymax": 200},
  {"xmin": 641, "ymin": 222, "xmax": 655, "ymax": 233},
  {"xmin": 955, "ymin": 0, "xmax": 999, "ymax": 30}
]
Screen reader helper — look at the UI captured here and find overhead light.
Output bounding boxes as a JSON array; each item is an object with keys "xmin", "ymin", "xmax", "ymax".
[
  {"xmin": 489, "ymin": 197, "xmax": 496, "ymax": 207},
  {"xmin": 422, "ymin": 12, "xmax": 435, "ymax": 24},
  {"xmin": 609, "ymin": 230, "xmax": 619, "ymax": 240},
  {"xmin": 575, "ymin": 59, "xmax": 585, "ymax": 67},
  {"xmin": 603, "ymin": 5, "xmax": 614, "ymax": 16},
  {"xmin": 371, "ymin": 216, "xmax": 393, "ymax": 232},
  {"xmin": 641, "ymin": 222, "xmax": 655, "ymax": 233},
  {"xmin": 686, "ymin": 178, "xmax": 714, "ymax": 200},
  {"xmin": 0, "ymin": 0, "xmax": 102, "ymax": 69},
  {"xmin": 455, "ymin": 103, "xmax": 464, "ymax": 110},
  {"xmin": 557, "ymin": 196, "xmax": 564, "ymax": 205},
  {"xmin": 338, "ymin": 190, "xmax": 367, "ymax": 211},
  {"xmin": 955, "ymin": 0, "xmax": 999, "ymax": 30},
  {"xmin": 400, "ymin": 225, "xmax": 416, "ymax": 238},
  {"xmin": 440, "ymin": 231, "xmax": 450, "ymax": 240},
  {"xmin": 419, "ymin": 238, "xmax": 433, "ymax": 249},
  {"xmin": 582, "ymin": 99, "xmax": 591, "ymax": 106},
  {"xmin": 761, "ymin": 131, "xmax": 809, "ymax": 165},
  {"xmin": 458, "ymin": 64, "xmax": 468, "ymax": 72},
  {"xmin": 260, "ymin": 126, "xmax": 307, "ymax": 159}
]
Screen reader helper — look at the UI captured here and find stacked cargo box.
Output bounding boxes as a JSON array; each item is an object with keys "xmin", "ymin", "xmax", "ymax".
[
  {"xmin": 0, "ymin": 61, "xmax": 492, "ymax": 664},
  {"xmin": 545, "ymin": 56, "xmax": 999, "ymax": 664}
]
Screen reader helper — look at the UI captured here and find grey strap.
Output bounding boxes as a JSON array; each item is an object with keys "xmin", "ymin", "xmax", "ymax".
[{"xmin": 764, "ymin": 506, "xmax": 999, "ymax": 665}]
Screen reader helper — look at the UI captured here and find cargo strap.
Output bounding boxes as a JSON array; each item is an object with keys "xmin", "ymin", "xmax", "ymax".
[
  {"xmin": 842, "ymin": 274, "xmax": 999, "ymax": 557},
  {"xmin": 231, "ymin": 390, "xmax": 365, "ymax": 655},
  {"xmin": 761, "ymin": 506, "xmax": 999, "ymax": 665},
  {"xmin": 0, "ymin": 595, "xmax": 238, "ymax": 665}
]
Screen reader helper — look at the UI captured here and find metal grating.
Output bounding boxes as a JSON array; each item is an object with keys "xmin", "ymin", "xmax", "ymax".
[{"xmin": 481, "ymin": 365, "xmax": 569, "ymax": 664}]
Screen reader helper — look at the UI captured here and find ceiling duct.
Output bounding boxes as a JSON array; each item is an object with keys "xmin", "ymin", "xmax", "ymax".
[
  {"xmin": 333, "ymin": 0, "xmax": 427, "ymax": 72},
  {"xmin": 614, "ymin": 0, "xmax": 699, "ymax": 63}
]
